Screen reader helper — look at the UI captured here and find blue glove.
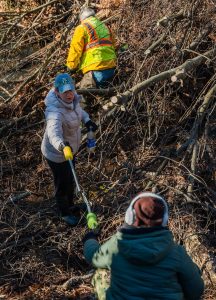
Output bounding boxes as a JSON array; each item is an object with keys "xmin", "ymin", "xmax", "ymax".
[{"xmin": 82, "ymin": 230, "xmax": 99, "ymax": 244}]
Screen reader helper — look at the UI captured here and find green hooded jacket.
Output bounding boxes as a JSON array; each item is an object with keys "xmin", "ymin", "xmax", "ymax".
[{"xmin": 84, "ymin": 226, "xmax": 204, "ymax": 300}]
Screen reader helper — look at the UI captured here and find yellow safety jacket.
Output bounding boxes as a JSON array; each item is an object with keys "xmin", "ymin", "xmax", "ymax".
[{"xmin": 66, "ymin": 16, "xmax": 117, "ymax": 74}]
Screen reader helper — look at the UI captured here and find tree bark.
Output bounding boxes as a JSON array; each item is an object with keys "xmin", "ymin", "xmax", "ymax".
[{"xmin": 110, "ymin": 48, "xmax": 216, "ymax": 106}]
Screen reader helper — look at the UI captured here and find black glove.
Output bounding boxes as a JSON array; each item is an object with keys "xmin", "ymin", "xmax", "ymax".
[
  {"xmin": 67, "ymin": 68, "xmax": 77, "ymax": 76},
  {"xmin": 82, "ymin": 230, "xmax": 99, "ymax": 244},
  {"xmin": 119, "ymin": 43, "xmax": 129, "ymax": 53},
  {"xmin": 85, "ymin": 120, "xmax": 98, "ymax": 132},
  {"xmin": 58, "ymin": 141, "xmax": 70, "ymax": 151},
  {"xmin": 64, "ymin": 141, "xmax": 71, "ymax": 147}
]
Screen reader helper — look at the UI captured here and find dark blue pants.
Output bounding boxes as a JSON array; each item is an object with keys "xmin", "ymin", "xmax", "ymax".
[
  {"xmin": 46, "ymin": 158, "xmax": 75, "ymax": 216},
  {"xmin": 92, "ymin": 68, "xmax": 115, "ymax": 88}
]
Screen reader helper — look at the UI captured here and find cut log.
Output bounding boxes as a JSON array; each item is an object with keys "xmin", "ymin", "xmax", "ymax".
[{"xmin": 110, "ymin": 48, "xmax": 216, "ymax": 106}]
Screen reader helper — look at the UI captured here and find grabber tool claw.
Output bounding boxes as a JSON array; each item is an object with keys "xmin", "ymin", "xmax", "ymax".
[{"xmin": 63, "ymin": 145, "xmax": 98, "ymax": 230}]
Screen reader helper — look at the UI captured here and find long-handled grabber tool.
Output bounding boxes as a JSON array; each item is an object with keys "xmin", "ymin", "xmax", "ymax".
[{"xmin": 63, "ymin": 144, "xmax": 98, "ymax": 230}]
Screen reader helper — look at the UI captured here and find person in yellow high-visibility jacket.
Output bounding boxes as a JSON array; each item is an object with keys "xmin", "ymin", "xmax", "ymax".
[{"xmin": 66, "ymin": 7, "xmax": 117, "ymax": 89}]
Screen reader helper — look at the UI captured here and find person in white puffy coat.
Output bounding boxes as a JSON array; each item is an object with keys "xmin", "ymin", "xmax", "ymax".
[{"xmin": 41, "ymin": 73, "xmax": 97, "ymax": 226}]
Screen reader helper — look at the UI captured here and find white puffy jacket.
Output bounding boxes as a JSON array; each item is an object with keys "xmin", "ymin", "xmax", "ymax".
[{"xmin": 41, "ymin": 89, "xmax": 90, "ymax": 163}]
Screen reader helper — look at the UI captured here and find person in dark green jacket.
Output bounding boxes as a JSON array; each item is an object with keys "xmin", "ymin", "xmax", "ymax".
[{"xmin": 83, "ymin": 192, "xmax": 204, "ymax": 300}]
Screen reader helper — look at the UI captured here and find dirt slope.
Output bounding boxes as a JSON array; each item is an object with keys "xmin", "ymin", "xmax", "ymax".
[{"xmin": 0, "ymin": 0, "xmax": 216, "ymax": 299}]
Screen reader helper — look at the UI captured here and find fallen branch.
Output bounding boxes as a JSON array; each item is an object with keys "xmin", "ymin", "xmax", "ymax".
[
  {"xmin": 144, "ymin": 158, "xmax": 169, "ymax": 190},
  {"xmin": 187, "ymin": 26, "xmax": 212, "ymax": 51},
  {"xmin": 4, "ymin": 69, "xmax": 41, "ymax": 103},
  {"xmin": 12, "ymin": 7, "xmax": 46, "ymax": 50},
  {"xmin": 144, "ymin": 32, "xmax": 167, "ymax": 55},
  {"xmin": 0, "ymin": 110, "xmax": 37, "ymax": 136},
  {"xmin": 157, "ymin": 9, "xmax": 186, "ymax": 27},
  {"xmin": 110, "ymin": 48, "xmax": 216, "ymax": 106},
  {"xmin": 0, "ymin": 0, "xmax": 59, "ymax": 44},
  {"xmin": 184, "ymin": 227, "xmax": 216, "ymax": 287},
  {"xmin": 63, "ymin": 272, "xmax": 94, "ymax": 290},
  {"xmin": 9, "ymin": 191, "xmax": 31, "ymax": 203},
  {"xmin": 187, "ymin": 141, "xmax": 199, "ymax": 195},
  {"xmin": 5, "ymin": 40, "xmax": 62, "ymax": 103},
  {"xmin": 77, "ymin": 87, "xmax": 117, "ymax": 96},
  {"xmin": 176, "ymin": 81, "xmax": 216, "ymax": 155}
]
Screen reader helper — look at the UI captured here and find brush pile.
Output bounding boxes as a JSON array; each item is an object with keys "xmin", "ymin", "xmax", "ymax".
[{"xmin": 0, "ymin": 0, "xmax": 215, "ymax": 299}]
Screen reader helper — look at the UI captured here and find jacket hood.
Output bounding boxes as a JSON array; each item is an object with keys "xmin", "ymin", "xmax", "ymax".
[
  {"xmin": 44, "ymin": 89, "xmax": 80, "ymax": 112},
  {"xmin": 117, "ymin": 227, "xmax": 174, "ymax": 264}
]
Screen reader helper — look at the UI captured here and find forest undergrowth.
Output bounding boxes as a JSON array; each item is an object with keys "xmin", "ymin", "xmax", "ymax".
[{"xmin": 0, "ymin": 0, "xmax": 216, "ymax": 299}]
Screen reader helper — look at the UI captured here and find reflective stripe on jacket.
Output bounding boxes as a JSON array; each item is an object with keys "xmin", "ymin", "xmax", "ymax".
[
  {"xmin": 66, "ymin": 16, "xmax": 116, "ymax": 74},
  {"xmin": 82, "ymin": 20, "xmax": 113, "ymax": 51}
]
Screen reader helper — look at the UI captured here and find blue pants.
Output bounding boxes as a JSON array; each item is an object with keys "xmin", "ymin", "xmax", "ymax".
[{"xmin": 92, "ymin": 68, "xmax": 115, "ymax": 88}]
